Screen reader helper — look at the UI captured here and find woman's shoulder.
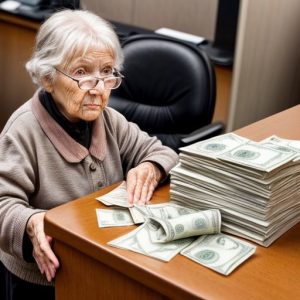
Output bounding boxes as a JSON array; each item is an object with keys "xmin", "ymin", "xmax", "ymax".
[
  {"xmin": 103, "ymin": 106, "xmax": 126, "ymax": 121},
  {"xmin": 102, "ymin": 106, "xmax": 131, "ymax": 129}
]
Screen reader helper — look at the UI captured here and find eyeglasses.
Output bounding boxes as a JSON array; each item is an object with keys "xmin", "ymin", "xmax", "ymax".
[{"xmin": 55, "ymin": 68, "xmax": 124, "ymax": 90}]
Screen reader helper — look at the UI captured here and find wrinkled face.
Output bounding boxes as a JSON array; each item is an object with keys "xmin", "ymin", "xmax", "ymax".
[{"xmin": 45, "ymin": 50, "xmax": 115, "ymax": 122}]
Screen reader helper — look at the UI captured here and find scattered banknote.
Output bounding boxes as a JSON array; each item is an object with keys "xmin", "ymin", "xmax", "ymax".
[
  {"xmin": 96, "ymin": 208, "xmax": 134, "ymax": 228},
  {"xmin": 96, "ymin": 181, "xmax": 130, "ymax": 207},
  {"xmin": 130, "ymin": 202, "xmax": 197, "ymax": 224},
  {"xmin": 148, "ymin": 209, "xmax": 221, "ymax": 243},
  {"xmin": 108, "ymin": 218, "xmax": 195, "ymax": 262},
  {"xmin": 181, "ymin": 233, "xmax": 256, "ymax": 275},
  {"xmin": 128, "ymin": 206, "xmax": 146, "ymax": 224}
]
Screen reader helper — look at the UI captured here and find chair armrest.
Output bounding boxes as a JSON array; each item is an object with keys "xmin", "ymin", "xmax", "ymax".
[{"xmin": 181, "ymin": 121, "xmax": 224, "ymax": 145}]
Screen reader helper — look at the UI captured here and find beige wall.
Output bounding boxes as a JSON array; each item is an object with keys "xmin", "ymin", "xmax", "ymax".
[
  {"xmin": 82, "ymin": 0, "xmax": 218, "ymax": 40},
  {"xmin": 82, "ymin": 0, "xmax": 134, "ymax": 24},
  {"xmin": 228, "ymin": 0, "xmax": 300, "ymax": 131}
]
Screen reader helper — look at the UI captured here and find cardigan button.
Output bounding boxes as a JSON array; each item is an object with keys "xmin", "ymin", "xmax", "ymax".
[
  {"xmin": 97, "ymin": 181, "xmax": 103, "ymax": 188},
  {"xmin": 89, "ymin": 163, "xmax": 96, "ymax": 171}
]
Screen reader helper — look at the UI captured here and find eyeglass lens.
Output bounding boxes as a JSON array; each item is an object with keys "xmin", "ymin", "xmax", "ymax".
[{"xmin": 78, "ymin": 76, "xmax": 122, "ymax": 90}]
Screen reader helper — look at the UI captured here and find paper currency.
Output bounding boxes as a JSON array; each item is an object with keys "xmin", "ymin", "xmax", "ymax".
[
  {"xmin": 259, "ymin": 135, "xmax": 300, "ymax": 152},
  {"xmin": 171, "ymin": 133, "xmax": 300, "ymax": 246},
  {"xmin": 128, "ymin": 206, "xmax": 146, "ymax": 224},
  {"xmin": 219, "ymin": 141, "xmax": 297, "ymax": 172},
  {"xmin": 259, "ymin": 135, "xmax": 300, "ymax": 161},
  {"xmin": 96, "ymin": 182, "xmax": 130, "ymax": 207},
  {"xmin": 148, "ymin": 209, "xmax": 221, "ymax": 243},
  {"xmin": 130, "ymin": 202, "xmax": 197, "ymax": 224},
  {"xmin": 181, "ymin": 233, "xmax": 256, "ymax": 275},
  {"xmin": 96, "ymin": 208, "xmax": 134, "ymax": 227},
  {"xmin": 108, "ymin": 219, "xmax": 194, "ymax": 261},
  {"xmin": 180, "ymin": 133, "xmax": 249, "ymax": 158}
]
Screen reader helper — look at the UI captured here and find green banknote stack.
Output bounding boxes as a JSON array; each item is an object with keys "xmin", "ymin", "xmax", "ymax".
[{"xmin": 170, "ymin": 133, "xmax": 300, "ymax": 247}]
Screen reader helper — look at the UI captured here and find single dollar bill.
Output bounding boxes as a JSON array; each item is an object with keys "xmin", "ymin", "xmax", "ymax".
[
  {"xmin": 219, "ymin": 141, "xmax": 296, "ymax": 172},
  {"xmin": 179, "ymin": 133, "xmax": 249, "ymax": 157},
  {"xmin": 108, "ymin": 219, "xmax": 195, "ymax": 261},
  {"xmin": 96, "ymin": 181, "xmax": 130, "ymax": 207},
  {"xmin": 129, "ymin": 202, "xmax": 197, "ymax": 224},
  {"xmin": 128, "ymin": 206, "xmax": 146, "ymax": 224},
  {"xmin": 181, "ymin": 233, "xmax": 256, "ymax": 275},
  {"xmin": 96, "ymin": 208, "xmax": 134, "ymax": 227},
  {"xmin": 259, "ymin": 135, "xmax": 300, "ymax": 152},
  {"xmin": 149, "ymin": 209, "xmax": 221, "ymax": 243}
]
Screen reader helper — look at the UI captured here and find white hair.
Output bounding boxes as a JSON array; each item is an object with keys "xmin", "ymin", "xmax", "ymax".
[{"xmin": 26, "ymin": 9, "xmax": 124, "ymax": 86}]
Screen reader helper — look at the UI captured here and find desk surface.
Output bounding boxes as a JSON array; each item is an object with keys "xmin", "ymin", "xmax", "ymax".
[{"xmin": 45, "ymin": 105, "xmax": 300, "ymax": 300}]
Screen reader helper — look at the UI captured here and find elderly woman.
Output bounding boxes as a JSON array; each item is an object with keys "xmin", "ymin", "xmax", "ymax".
[{"xmin": 0, "ymin": 9, "xmax": 178, "ymax": 300}]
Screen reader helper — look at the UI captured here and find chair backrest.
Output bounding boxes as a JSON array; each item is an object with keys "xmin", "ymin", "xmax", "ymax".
[{"xmin": 109, "ymin": 34, "xmax": 216, "ymax": 150}]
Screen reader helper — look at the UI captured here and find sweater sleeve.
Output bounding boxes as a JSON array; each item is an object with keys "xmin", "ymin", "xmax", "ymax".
[
  {"xmin": 104, "ymin": 108, "xmax": 179, "ymax": 178},
  {"xmin": 0, "ymin": 133, "xmax": 44, "ymax": 260}
]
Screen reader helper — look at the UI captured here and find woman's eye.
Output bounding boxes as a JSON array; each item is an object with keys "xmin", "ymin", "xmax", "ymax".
[
  {"xmin": 74, "ymin": 69, "xmax": 86, "ymax": 77},
  {"xmin": 102, "ymin": 67, "xmax": 113, "ymax": 76}
]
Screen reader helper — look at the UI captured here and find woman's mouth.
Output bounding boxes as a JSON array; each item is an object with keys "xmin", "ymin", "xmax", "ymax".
[{"xmin": 84, "ymin": 104, "xmax": 101, "ymax": 110}]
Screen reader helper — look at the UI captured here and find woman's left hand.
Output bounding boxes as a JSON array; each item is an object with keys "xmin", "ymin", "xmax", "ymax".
[{"xmin": 126, "ymin": 162, "xmax": 162, "ymax": 206}]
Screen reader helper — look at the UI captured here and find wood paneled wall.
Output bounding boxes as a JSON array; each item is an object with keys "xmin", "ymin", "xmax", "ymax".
[{"xmin": 0, "ymin": 15, "xmax": 37, "ymax": 130}]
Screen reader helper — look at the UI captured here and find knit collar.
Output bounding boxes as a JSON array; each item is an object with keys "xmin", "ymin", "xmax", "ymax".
[{"xmin": 31, "ymin": 91, "xmax": 107, "ymax": 163}]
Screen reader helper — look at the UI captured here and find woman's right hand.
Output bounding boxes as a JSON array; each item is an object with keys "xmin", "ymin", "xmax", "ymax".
[{"xmin": 26, "ymin": 212, "xmax": 60, "ymax": 282}]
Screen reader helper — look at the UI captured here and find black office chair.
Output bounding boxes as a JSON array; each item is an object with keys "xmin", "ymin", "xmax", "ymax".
[{"xmin": 109, "ymin": 34, "xmax": 224, "ymax": 152}]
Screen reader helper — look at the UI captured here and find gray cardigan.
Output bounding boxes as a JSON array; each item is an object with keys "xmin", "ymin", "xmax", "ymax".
[{"xmin": 0, "ymin": 91, "xmax": 178, "ymax": 285}]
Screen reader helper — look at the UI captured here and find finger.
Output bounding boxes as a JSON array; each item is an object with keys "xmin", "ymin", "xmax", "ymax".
[
  {"xmin": 45, "ymin": 267, "xmax": 53, "ymax": 282},
  {"xmin": 138, "ymin": 172, "xmax": 154, "ymax": 204},
  {"xmin": 33, "ymin": 237, "xmax": 59, "ymax": 281},
  {"xmin": 46, "ymin": 262, "xmax": 57, "ymax": 281},
  {"xmin": 50, "ymin": 263, "xmax": 57, "ymax": 278},
  {"xmin": 126, "ymin": 175, "xmax": 137, "ymax": 205},
  {"xmin": 35, "ymin": 253, "xmax": 56, "ymax": 281},
  {"xmin": 146, "ymin": 182, "xmax": 156, "ymax": 203},
  {"xmin": 33, "ymin": 252, "xmax": 44, "ymax": 274},
  {"xmin": 133, "ymin": 178, "xmax": 145, "ymax": 204},
  {"xmin": 36, "ymin": 229, "xmax": 60, "ymax": 268},
  {"xmin": 139, "ymin": 184, "xmax": 149, "ymax": 205},
  {"xmin": 43, "ymin": 259, "xmax": 56, "ymax": 281},
  {"xmin": 45, "ymin": 235, "xmax": 60, "ymax": 269}
]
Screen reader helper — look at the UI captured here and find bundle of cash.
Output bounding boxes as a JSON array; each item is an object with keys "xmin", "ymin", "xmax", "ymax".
[{"xmin": 170, "ymin": 133, "xmax": 300, "ymax": 246}]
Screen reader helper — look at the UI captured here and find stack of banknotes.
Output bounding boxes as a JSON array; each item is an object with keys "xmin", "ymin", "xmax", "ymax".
[
  {"xmin": 170, "ymin": 133, "xmax": 300, "ymax": 247},
  {"xmin": 96, "ymin": 183, "xmax": 256, "ymax": 275}
]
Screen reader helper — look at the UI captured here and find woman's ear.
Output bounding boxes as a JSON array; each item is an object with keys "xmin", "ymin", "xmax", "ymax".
[{"xmin": 41, "ymin": 76, "xmax": 54, "ymax": 93}]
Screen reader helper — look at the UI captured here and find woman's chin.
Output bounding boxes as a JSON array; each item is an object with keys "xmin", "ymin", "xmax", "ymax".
[{"xmin": 80, "ymin": 110, "xmax": 102, "ymax": 122}]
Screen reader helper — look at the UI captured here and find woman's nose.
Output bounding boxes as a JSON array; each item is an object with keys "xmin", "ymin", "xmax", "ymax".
[{"xmin": 88, "ymin": 80, "xmax": 105, "ymax": 94}]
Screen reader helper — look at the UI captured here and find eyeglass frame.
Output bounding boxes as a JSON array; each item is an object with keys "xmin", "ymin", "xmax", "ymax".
[{"xmin": 54, "ymin": 67, "xmax": 124, "ymax": 90}]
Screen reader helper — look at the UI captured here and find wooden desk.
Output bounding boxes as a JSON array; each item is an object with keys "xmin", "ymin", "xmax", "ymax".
[{"xmin": 45, "ymin": 104, "xmax": 300, "ymax": 300}]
